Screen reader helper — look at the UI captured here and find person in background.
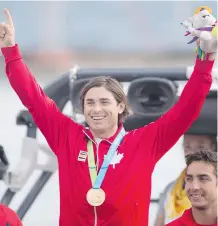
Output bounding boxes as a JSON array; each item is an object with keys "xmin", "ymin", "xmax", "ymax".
[
  {"xmin": 154, "ymin": 133, "xmax": 217, "ymax": 226},
  {"xmin": 166, "ymin": 151, "xmax": 217, "ymax": 226},
  {"xmin": 0, "ymin": 204, "xmax": 23, "ymax": 226}
]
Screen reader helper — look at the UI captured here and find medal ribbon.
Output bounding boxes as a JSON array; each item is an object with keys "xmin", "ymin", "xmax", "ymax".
[{"xmin": 87, "ymin": 127, "xmax": 125, "ymax": 189}]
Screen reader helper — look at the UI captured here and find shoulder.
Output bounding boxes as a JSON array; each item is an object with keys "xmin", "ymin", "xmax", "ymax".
[
  {"xmin": 166, "ymin": 208, "xmax": 192, "ymax": 226},
  {"xmin": 0, "ymin": 204, "xmax": 22, "ymax": 225},
  {"xmin": 165, "ymin": 216, "xmax": 182, "ymax": 226}
]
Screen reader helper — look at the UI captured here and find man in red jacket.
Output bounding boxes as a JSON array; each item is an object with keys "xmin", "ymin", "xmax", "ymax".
[
  {"xmin": 0, "ymin": 8, "xmax": 216, "ymax": 226},
  {"xmin": 0, "ymin": 204, "xmax": 23, "ymax": 226},
  {"xmin": 166, "ymin": 151, "xmax": 217, "ymax": 226}
]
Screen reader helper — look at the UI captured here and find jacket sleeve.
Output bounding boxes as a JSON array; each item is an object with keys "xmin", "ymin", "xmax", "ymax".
[
  {"xmin": 1, "ymin": 44, "xmax": 80, "ymax": 155},
  {"xmin": 133, "ymin": 58, "xmax": 213, "ymax": 164}
]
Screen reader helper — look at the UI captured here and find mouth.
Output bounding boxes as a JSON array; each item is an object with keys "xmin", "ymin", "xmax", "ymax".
[
  {"xmin": 189, "ymin": 194, "xmax": 204, "ymax": 201},
  {"xmin": 91, "ymin": 116, "xmax": 106, "ymax": 121},
  {"xmin": 190, "ymin": 194, "xmax": 203, "ymax": 198}
]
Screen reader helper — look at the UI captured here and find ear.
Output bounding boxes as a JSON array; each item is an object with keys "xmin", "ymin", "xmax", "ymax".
[{"xmin": 118, "ymin": 102, "xmax": 125, "ymax": 114}]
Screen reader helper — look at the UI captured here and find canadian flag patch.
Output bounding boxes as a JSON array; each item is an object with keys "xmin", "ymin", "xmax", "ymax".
[
  {"xmin": 104, "ymin": 151, "xmax": 124, "ymax": 169},
  {"xmin": 78, "ymin": 150, "xmax": 88, "ymax": 162}
]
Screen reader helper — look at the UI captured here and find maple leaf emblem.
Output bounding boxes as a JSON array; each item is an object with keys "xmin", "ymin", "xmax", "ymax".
[{"xmin": 104, "ymin": 151, "xmax": 124, "ymax": 169}]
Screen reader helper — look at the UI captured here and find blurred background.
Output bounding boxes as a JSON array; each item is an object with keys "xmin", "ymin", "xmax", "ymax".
[{"xmin": 0, "ymin": 1, "xmax": 217, "ymax": 226}]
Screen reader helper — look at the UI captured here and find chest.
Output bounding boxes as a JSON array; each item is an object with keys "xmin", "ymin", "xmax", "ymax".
[{"xmin": 66, "ymin": 133, "xmax": 152, "ymax": 188}]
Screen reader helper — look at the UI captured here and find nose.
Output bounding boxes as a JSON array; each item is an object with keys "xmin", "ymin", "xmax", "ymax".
[
  {"xmin": 191, "ymin": 180, "xmax": 200, "ymax": 190},
  {"xmin": 93, "ymin": 103, "xmax": 102, "ymax": 112}
]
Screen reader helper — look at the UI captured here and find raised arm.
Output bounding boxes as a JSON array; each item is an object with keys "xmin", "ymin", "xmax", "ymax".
[
  {"xmin": 0, "ymin": 9, "xmax": 80, "ymax": 155},
  {"xmin": 130, "ymin": 56, "xmax": 214, "ymax": 164},
  {"xmin": 152, "ymin": 57, "xmax": 213, "ymax": 162}
]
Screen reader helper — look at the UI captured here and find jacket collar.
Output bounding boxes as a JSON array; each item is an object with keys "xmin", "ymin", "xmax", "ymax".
[
  {"xmin": 180, "ymin": 208, "xmax": 214, "ymax": 225},
  {"xmin": 181, "ymin": 208, "xmax": 195, "ymax": 224},
  {"xmin": 83, "ymin": 123, "xmax": 124, "ymax": 144}
]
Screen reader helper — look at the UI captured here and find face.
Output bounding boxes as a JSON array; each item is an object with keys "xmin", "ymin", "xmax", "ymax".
[
  {"xmin": 192, "ymin": 9, "xmax": 217, "ymax": 29},
  {"xmin": 183, "ymin": 135, "xmax": 214, "ymax": 156},
  {"xmin": 83, "ymin": 86, "xmax": 125, "ymax": 134},
  {"xmin": 185, "ymin": 161, "xmax": 217, "ymax": 210}
]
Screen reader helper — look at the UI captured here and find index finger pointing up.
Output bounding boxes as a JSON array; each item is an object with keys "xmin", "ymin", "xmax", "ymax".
[{"xmin": 3, "ymin": 8, "xmax": 13, "ymax": 26}]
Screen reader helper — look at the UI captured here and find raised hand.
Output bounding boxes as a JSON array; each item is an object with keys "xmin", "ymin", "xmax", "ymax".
[{"xmin": 0, "ymin": 8, "xmax": 15, "ymax": 48}]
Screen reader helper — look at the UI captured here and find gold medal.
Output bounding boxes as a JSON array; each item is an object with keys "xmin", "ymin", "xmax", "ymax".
[{"xmin": 86, "ymin": 188, "xmax": 106, "ymax": 206}]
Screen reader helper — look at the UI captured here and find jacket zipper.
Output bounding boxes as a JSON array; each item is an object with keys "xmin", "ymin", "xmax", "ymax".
[
  {"xmin": 94, "ymin": 141, "xmax": 100, "ymax": 226},
  {"xmin": 83, "ymin": 131, "xmax": 100, "ymax": 226}
]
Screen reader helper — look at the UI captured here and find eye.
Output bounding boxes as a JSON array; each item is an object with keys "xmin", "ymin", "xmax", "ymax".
[
  {"xmin": 186, "ymin": 177, "xmax": 192, "ymax": 182},
  {"xmin": 101, "ymin": 100, "xmax": 110, "ymax": 105},
  {"xmin": 200, "ymin": 177, "xmax": 208, "ymax": 181},
  {"xmin": 86, "ymin": 101, "xmax": 94, "ymax": 105}
]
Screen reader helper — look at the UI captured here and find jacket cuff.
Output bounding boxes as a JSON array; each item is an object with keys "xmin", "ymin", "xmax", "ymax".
[
  {"xmin": 194, "ymin": 58, "xmax": 215, "ymax": 74},
  {"xmin": 1, "ymin": 44, "xmax": 22, "ymax": 63}
]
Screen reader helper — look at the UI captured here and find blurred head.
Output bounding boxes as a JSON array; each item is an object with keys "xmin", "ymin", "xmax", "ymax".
[
  {"xmin": 80, "ymin": 76, "xmax": 130, "ymax": 137},
  {"xmin": 185, "ymin": 151, "xmax": 217, "ymax": 210},
  {"xmin": 183, "ymin": 134, "xmax": 217, "ymax": 156},
  {"xmin": 192, "ymin": 7, "xmax": 217, "ymax": 29}
]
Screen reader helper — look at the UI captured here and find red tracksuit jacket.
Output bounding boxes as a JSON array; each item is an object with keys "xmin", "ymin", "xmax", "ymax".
[
  {"xmin": 166, "ymin": 208, "xmax": 217, "ymax": 226},
  {"xmin": 1, "ymin": 45, "xmax": 213, "ymax": 226},
  {"xmin": 0, "ymin": 204, "xmax": 22, "ymax": 226}
]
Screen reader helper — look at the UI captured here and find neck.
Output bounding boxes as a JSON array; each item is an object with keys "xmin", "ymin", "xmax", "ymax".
[
  {"xmin": 91, "ymin": 124, "xmax": 118, "ymax": 139},
  {"xmin": 192, "ymin": 204, "xmax": 217, "ymax": 225}
]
